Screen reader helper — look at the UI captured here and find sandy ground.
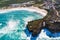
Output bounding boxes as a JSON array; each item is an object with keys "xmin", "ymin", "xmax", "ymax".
[{"xmin": 0, "ymin": 6, "xmax": 47, "ymax": 17}]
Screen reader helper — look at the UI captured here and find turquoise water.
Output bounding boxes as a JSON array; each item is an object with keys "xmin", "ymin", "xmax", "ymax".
[
  {"xmin": 0, "ymin": 10, "xmax": 43, "ymax": 40},
  {"xmin": 0, "ymin": 10, "xmax": 60, "ymax": 40}
]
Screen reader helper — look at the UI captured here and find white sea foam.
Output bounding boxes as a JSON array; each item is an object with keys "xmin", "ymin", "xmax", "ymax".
[
  {"xmin": 0, "ymin": 19, "xmax": 20, "ymax": 38},
  {"xmin": 0, "ymin": 7, "xmax": 48, "ymax": 40},
  {"xmin": 23, "ymin": 17, "xmax": 34, "ymax": 22},
  {"xmin": 36, "ymin": 29, "xmax": 60, "ymax": 40},
  {"xmin": 37, "ymin": 29, "xmax": 50, "ymax": 40},
  {"xmin": 26, "ymin": 35, "xmax": 31, "ymax": 40},
  {"xmin": 0, "ymin": 7, "xmax": 47, "ymax": 17}
]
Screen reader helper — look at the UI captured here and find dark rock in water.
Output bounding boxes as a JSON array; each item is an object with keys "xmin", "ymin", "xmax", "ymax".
[
  {"xmin": 45, "ymin": 22, "xmax": 60, "ymax": 33},
  {"xmin": 27, "ymin": 19, "xmax": 43, "ymax": 36},
  {"xmin": 27, "ymin": 16, "xmax": 60, "ymax": 37},
  {"xmin": 27, "ymin": 7, "xmax": 60, "ymax": 37}
]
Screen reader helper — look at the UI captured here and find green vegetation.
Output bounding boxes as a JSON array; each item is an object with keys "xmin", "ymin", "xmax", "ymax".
[
  {"xmin": 0, "ymin": 0, "xmax": 43, "ymax": 8},
  {"xmin": 0, "ymin": 0, "xmax": 60, "ymax": 8},
  {"xmin": 0, "ymin": 0, "xmax": 36, "ymax": 7}
]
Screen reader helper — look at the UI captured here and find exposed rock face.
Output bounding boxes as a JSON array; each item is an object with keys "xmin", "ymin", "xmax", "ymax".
[
  {"xmin": 27, "ymin": 0, "xmax": 60, "ymax": 37},
  {"xmin": 27, "ymin": 10, "xmax": 60, "ymax": 37},
  {"xmin": 27, "ymin": 19, "xmax": 43, "ymax": 36},
  {"xmin": 45, "ymin": 22, "xmax": 60, "ymax": 33},
  {"xmin": 27, "ymin": 7, "xmax": 60, "ymax": 37}
]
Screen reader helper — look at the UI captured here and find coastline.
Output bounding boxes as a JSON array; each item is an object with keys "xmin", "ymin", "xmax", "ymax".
[{"xmin": 0, "ymin": 6, "xmax": 47, "ymax": 17}]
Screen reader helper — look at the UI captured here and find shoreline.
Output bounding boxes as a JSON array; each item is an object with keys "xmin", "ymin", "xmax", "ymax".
[{"xmin": 0, "ymin": 6, "xmax": 47, "ymax": 17}]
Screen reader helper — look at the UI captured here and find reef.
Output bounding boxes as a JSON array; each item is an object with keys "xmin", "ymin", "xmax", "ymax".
[{"xmin": 27, "ymin": 0, "xmax": 60, "ymax": 37}]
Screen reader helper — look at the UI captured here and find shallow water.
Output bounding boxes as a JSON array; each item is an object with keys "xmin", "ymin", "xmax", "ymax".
[{"xmin": 0, "ymin": 10, "xmax": 60, "ymax": 40}]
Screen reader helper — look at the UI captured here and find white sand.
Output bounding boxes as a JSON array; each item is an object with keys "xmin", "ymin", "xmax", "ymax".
[{"xmin": 0, "ymin": 7, "xmax": 47, "ymax": 17}]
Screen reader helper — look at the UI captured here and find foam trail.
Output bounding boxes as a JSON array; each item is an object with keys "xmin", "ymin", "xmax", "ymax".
[
  {"xmin": 0, "ymin": 19, "xmax": 20, "ymax": 37},
  {"xmin": 0, "ymin": 7, "xmax": 47, "ymax": 17}
]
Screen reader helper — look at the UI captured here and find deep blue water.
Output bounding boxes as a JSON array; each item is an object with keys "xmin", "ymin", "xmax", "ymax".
[{"xmin": 0, "ymin": 10, "xmax": 60, "ymax": 40}]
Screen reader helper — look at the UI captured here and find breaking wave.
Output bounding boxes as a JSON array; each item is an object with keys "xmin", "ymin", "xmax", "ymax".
[{"xmin": 0, "ymin": 10, "xmax": 60, "ymax": 40}]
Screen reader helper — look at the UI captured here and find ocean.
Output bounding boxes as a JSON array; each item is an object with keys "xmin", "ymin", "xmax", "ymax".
[{"xmin": 0, "ymin": 10, "xmax": 60, "ymax": 40}]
